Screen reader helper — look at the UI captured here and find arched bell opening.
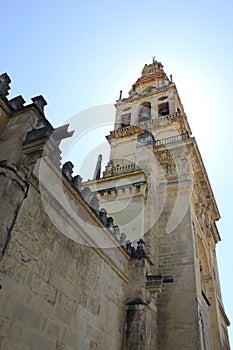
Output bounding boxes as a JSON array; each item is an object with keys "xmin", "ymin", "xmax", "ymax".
[
  {"xmin": 158, "ymin": 101, "xmax": 169, "ymax": 116},
  {"xmin": 138, "ymin": 102, "xmax": 151, "ymax": 122}
]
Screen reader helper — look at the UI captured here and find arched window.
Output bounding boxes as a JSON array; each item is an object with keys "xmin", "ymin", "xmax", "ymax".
[
  {"xmin": 158, "ymin": 102, "xmax": 169, "ymax": 116},
  {"xmin": 138, "ymin": 102, "xmax": 151, "ymax": 122}
]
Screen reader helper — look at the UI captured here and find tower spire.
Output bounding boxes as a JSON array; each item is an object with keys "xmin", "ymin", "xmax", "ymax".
[{"xmin": 93, "ymin": 154, "xmax": 102, "ymax": 180}]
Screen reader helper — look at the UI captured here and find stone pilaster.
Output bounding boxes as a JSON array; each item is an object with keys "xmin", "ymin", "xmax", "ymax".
[{"xmin": 124, "ymin": 241, "xmax": 165, "ymax": 349}]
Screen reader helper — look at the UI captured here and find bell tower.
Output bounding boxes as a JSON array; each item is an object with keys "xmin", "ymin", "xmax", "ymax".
[
  {"xmin": 113, "ymin": 58, "xmax": 190, "ymax": 141},
  {"xmin": 85, "ymin": 58, "xmax": 192, "ymax": 253},
  {"xmin": 83, "ymin": 59, "xmax": 230, "ymax": 349}
]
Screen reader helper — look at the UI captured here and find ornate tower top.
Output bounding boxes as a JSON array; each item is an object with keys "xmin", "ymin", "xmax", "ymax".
[
  {"xmin": 142, "ymin": 60, "xmax": 164, "ymax": 75},
  {"xmin": 113, "ymin": 58, "xmax": 191, "ymax": 137},
  {"xmin": 132, "ymin": 58, "xmax": 170, "ymax": 92}
]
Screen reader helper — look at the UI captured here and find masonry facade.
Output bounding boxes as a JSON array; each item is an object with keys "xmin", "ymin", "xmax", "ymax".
[{"xmin": 0, "ymin": 61, "xmax": 230, "ymax": 349}]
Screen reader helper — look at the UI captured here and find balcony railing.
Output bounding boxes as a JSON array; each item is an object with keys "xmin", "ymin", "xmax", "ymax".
[
  {"xmin": 114, "ymin": 163, "xmax": 135, "ymax": 174},
  {"xmin": 155, "ymin": 133, "xmax": 188, "ymax": 147},
  {"xmin": 111, "ymin": 112, "xmax": 182, "ymax": 135}
]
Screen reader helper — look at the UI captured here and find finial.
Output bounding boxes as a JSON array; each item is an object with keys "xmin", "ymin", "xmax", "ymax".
[
  {"xmin": 130, "ymin": 239, "xmax": 147, "ymax": 260},
  {"xmin": 152, "ymin": 56, "xmax": 156, "ymax": 65},
  {"xmin": 93, "ymin": 154, "xmax": 102, "ymax": 180},
  {"xmin": 119, "ymin": 90, "xmax": 122, "ymax": 100}
]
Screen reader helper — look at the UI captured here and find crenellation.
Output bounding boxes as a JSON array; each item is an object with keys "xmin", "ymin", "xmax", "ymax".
[
  {"xmin": 71, "ymin": 174, "xmax": 82, "ymax": 192},
  {"xmin": 0, "ymin": 73, "xmax": 11, "ymax": 97},
  {"xmin": 31, "ymin": 95, "xmax": 47, "ymax": 114},
  {"xmin": 8, "ymin": 95, "xmax": 25, "ymax": 111}
]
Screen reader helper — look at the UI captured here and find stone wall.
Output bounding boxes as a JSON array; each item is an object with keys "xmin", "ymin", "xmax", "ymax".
[
  {"xmin": 157, "ymin": 192, "xmax": 200, "ymax": 350},
  {"xmin": 0, "ymin": 173, "xmax": 129, "ymax": 350}
]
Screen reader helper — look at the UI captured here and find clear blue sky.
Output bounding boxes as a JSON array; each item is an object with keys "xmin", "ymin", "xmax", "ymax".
[{"xmin": 1, "ymin": 0, "xmax": 233, "ymax": 345}]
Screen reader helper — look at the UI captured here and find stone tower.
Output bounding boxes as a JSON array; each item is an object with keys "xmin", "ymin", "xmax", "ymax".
[
  {"xmin": 0, "ymin": 63, "xmax": 230, "ymax": 349},
  {"xmin": 84, "ymin": 59, "xmax": 230, "ymax": 349}
]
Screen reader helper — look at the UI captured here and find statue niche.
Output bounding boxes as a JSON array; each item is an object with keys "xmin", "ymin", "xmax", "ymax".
[{"xmin": 138, "ymin": 102, "xmax": 151, "ymax": 122}]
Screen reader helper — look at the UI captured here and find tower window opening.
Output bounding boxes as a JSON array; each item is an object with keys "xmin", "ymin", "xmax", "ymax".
[
  {"xmin": 138, "ymin": 102, "xmax": 151, "ymax": 122},
  {"xmin": 158, "ymin": 102, "xmax": 169, "ymax": 116}
]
